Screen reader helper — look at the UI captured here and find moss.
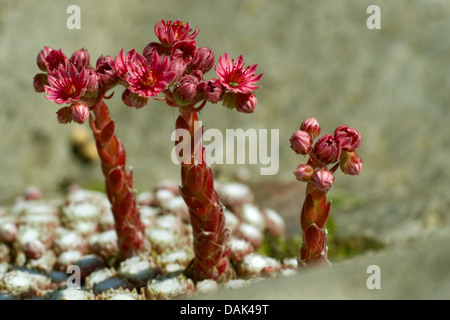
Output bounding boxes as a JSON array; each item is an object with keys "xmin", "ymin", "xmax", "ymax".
[
  {"xmin": 257, "ymin": 216, "xmax": 384, "ymax": 262},
  {"xmin": 257, "ymin": 234, "xmax": 302, "ymax": 260},
  {"xmin": 327, "ymin": 235, "xmax": 385, "ymax": 261}
]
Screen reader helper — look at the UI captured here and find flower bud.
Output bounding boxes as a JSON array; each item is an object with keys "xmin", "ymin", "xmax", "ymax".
[
  {"xmin": 37, "ymin": 46, "xmax": 53, "ymax": 72},
  {"xmin": 339, "ymin": 151, "xmax": 362, "ymax": 175},
  {"xmin": 122, "ymin": 89, "xmax": 149, "ymax": 109},
  {"xmin": 70, "ymin": 48, "xmax": 91, "ymax": 71},
  {"xmin": 236, "ymin": 92, "xmax": 257, "ymax": 114},
  {"xmin": 96, "ymin": 55, "xmax": 118, "ymax": 87},
  {"xmin": 313, "ymin": 134, "xmax": 341, "ymax": 164},
  {"xmin": 290, "ymin": 130, "xmax": 313, "ymax": 155},
  {"xmin": 173, "ymin": 74, "xmax": 200, "ymax": 104},
  {"xmin": 300, "ymin": 117, "xmax": 321, "ymax": 139},
  {"xmin": 70, "ymin": 102, "xmax": 90, "ymax": 124},
  {"xmin": 190, "ymin": 47, "xmax": 215, "ymax": 74},
  {"xmin": 84, "ymin": 68, "xmax": 100, "ymax": 96},
  {"xmin": 56, "ymin": 107, "xmax": 72, "ymax": 124},
  {"xmin": 33, "ymin": 73, "xmax": 48, "ymax": 93},
  {"xmin": 334, "ymin": 125, "xmax": 362, "ymax": 151},
  {"xmin": 200, "ymin": 78, "xmax": 224, "ymax": 104},
  {"xmin": 294, "ymin": 164, "xmax": 314, "ymax": 182},
  {"xmin": 311, "ymin": 168, "xmax": 335, "ymax": 192},
  {"xmin": 222, "ymin": 92, "xmax": 257, "ymax": 114}
]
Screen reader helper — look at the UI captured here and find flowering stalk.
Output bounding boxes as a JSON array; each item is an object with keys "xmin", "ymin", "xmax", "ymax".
[
  {"xmin": 290, "ymin": 117, "xmax": 363, "ymax": 267},
  {"xmin": 89, "ymin": 97, "xmax": 146, "ymax": 258},
  {"xmin": 176, "ymin": 111, "xmax": 232, "ymax": 282},
  {"xmin": 33, "ymin": 48, "xmax": 146, "ymax": 258},
  {"xmin": 116, "ymin": 19, "xmax": 263, "ymax": 281},
  {"xmin": 34, "ymin": 19, "xmax": 263, "ymax": 280}
]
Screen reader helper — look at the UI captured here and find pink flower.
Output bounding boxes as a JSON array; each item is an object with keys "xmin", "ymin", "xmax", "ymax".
[
  {"xmin": 300, "ymin": 117, "xmax": 321, "ymax": 139},
  {"xmin": 312, "ymin": 134, "xmax": 341, "ymax": 164},
  {"xmin": 215, "ymin": 52, "xmax": 263, "ymax": 94},
  {"xmin": 290, "ymin": 130, "xmax": 313, "ymax": 155},
  {"xmin": 44, "ymin": 64, "xmax": 87, "ymax": 104},
  {"xmin": 69, "ymin": 101, "xmax": 90, "ymax": 124},
  {"xmin": 334, "ymin": 125, "xmax": 362, "ymax": 152},
  {"xmin": 154, "ymin": 19, "xmax": 199, "ymax": 46},
  {"xmin": 115, "ymin": 49, "xmax": 136, "ymax": 80},
  {"xmin": 294, "ymin": 164, "xmax": 314, "ymax": 182},
  {"xmin": 339, "ymin": 151, "xmax": 363, "ymax": 175},
  {"xmin": 44, "ymin": 49, "xmax": 69, "ymax": 75},
  {"xmin": 311, "ymin": 168, "xmax": 335, "ymax": 192},
  {"xmin": 126, "ymin": 51, "xmax": 175, "ymax": 98}
]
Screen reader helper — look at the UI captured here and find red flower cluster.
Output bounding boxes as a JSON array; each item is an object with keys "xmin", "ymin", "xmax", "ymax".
[
  {"xmin": 35, "ymin": 19, "xmax": 263, "ymax": 117},
  {"xmin": 120, "ymin": 19, "xmax": 263, "ymax": 113},
  {"xmin": 33, "ymin": 18, "xmax": 263, "ymax": 280},
  {"xmin": 34, "ymin": 47, "xmax": 116, "ymax": 124}
]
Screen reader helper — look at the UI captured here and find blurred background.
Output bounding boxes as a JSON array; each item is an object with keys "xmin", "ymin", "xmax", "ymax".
[{"xmin": 1, "ymin": 0, "xmax": 450, "ymax": 298}]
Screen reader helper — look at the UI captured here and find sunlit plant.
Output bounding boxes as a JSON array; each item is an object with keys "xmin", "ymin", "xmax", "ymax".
[
  {"xmin": 34, "ymin": 47, "xmax": 147, "ymax": 259},
  {"xmin": 119, "ymin": 19, "xmax": 263, "ymax": 282},
  {"xmin": 33, "ymin": 19, "xmax": 263, "ymax": 282},
  {"xmin": 290, "ymin": 117, "xmax": 362, "ymax": 266}
]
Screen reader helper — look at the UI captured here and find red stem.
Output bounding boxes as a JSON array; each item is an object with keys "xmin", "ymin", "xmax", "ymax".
[
  {"xmin": 299, "ymin": 182, "xmax": 331, "ymax": 267},
  {"xmin": 176, "ymin": 110, "xmax": 233, "ymax": 282},
  {"xmin": 89, "ymin": 96, "xmax": 146, "ymax": 258}
]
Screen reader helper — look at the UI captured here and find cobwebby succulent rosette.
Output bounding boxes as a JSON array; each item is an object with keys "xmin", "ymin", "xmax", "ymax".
[
  {"xmin": 290, "ymin": 117, "xmax": 362, "ymax": 267},
  {"xmin": 33, "ymin": 19, "xmax": 262, "ymax": 283}
]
